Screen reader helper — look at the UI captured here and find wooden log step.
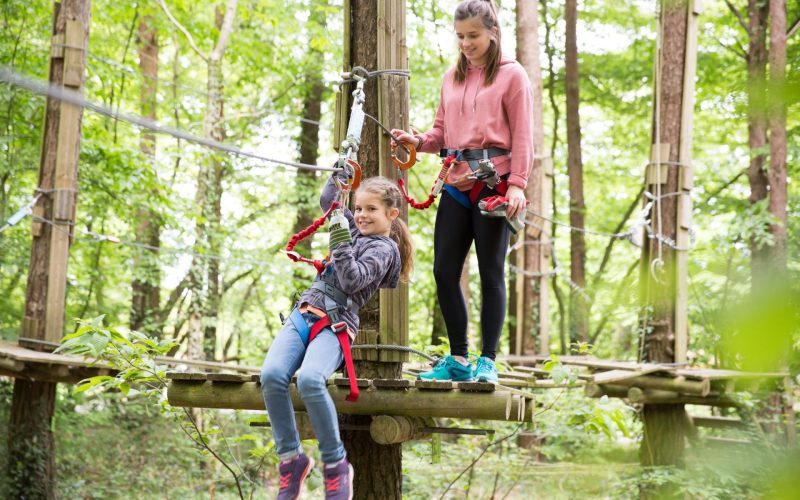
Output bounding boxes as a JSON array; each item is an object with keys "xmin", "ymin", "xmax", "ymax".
[
  {"xmin": 627, "ymin": 387, "xmax": 736, "ymax": 407},
  {"xmin": 690, "ymin": 415, "xmax": 749, "ymax": 430},
  {"xmin": 595, "ymin": 373, "xmax": 711, "ymax": 396},
  {"xmin": 168, "ymin": 381, "xmax": 536, "ymax": 421},
  {"xmin": 166, "ymin": 371, "xmax": 208, "ymax": 381},
  {"xmin": 585, "ymin": 383, "xmax": 629, "ymax": 399},
  {"xmin": 372, "ymin": 379, "xmax": 412, "ymax": 389},
  {"xmin": 207, "ymin": 373, "xmax": 249, "ymax": 383}
]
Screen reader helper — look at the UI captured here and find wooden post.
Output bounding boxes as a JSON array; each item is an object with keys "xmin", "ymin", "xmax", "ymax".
[
  {"xmin": 7, "ymin": 2, "xmax": 90, "ymax": 496},
  {"xmin": 343, "ymin": 1, "xmax": 407, "ymax": 498},
  {"xmin": 673, "ymin": 0, "xmax": 700, "ymax": 363}
]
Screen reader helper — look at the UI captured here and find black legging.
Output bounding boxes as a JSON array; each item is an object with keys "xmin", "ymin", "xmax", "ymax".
[{"xmin": 433, "ymin": 186, "xmax": 510, "ymax": 360}]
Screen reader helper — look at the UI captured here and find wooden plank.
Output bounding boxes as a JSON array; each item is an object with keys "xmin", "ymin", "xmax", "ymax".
[
  {"xmin": 166, "ymin": 372, "xmax": 208, "ymax": 381},
  {"xmin": 207, "ymin": 373, "xmax": 248, "ymax": 383},
  {"xmin": 372, "ymin": 379, "xmax": 411, "ymax": 389},
  {"xmin": 332, "ymin": 378, "xmax": 371, "ymax": 389},
  {"xmin": 154, "ymin": 356, "xmax": 259, "ymax": 373},
  {"xmin": 592, "ymin": 367, "xmax": 664, "ymax": 383},
  {"xmin": 63, "ymin": 20, "xmax": 84, "ymax": 87},
  {"xmin": 673, "ymin": 368, "xmax": 787, "ymax": 380},
  {"xmin": 457, "ymin": 381, "xmax": 496, "ymax": 393},
  {"xmin": 414, "ymin": 380, "xmax": 453, "ymax": 391}
]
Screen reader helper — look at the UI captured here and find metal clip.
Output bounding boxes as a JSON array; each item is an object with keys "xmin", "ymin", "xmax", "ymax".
[{"xmin": 474, "ymin": 159, "xmax": 500, "ymax": 188}]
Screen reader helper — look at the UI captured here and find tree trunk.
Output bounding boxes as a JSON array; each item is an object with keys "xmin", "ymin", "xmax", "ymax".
[
  {"xmin": 767, "ymin": 0, "xmax": 787, "ymax": 272},
  {"xmin": 639, "ymin": 0, "xmax": 693, "ymax": 477},
  {"xmin": 746, "ymin": 0, "xmax": 770, "ymax": 291},
  {"xmin": 7, "ymin": 0, "xmax": 91, "ymax": 496},
  {"xmin": 184, "ymin": 1, "xmax": 237, "ymax": 361},
  {"xmin": 130, "ymin": 14, "xmax": 161, "ymax": 336},
  {"xmin": 514, "ymin": 0, "xmax": 548, "ymax": 355},
  {"xmin": 565, "ymin": 0, "xmax": 588, "ymax": 344},
  {"xmin": 342, "ymin": 1, "xmax": 405, "ymax": 497}
]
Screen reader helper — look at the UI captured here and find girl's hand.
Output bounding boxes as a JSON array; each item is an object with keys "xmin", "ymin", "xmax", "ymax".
[
  {"xmin": 391, "ymin": 129, "xmax": 419, "ymax": 149},
  {"xmin": 505, "ymin": 185, "xmax": 528, "ymax": 219}
]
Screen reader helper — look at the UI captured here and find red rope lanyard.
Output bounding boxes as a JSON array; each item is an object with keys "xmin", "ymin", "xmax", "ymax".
[
  {"xmin": 285, "ymin": 200, "xmax": 340, "ymax": 274},
  {"xmin": 397, "ymin": 155, "xmax": 455, "ymax": 210}
]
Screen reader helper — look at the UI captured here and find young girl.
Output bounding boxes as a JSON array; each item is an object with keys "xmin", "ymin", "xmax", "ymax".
[
  {"xmin": 260, "ymin": 174, "xmax": 413, "ymax": 500},
  {"xmin": 392, "ymin": 0, "xmax": 533, "ymax": 383}
]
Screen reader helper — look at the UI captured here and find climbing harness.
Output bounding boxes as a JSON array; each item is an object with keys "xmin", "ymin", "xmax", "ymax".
[{"xmin": 288, "ymin": 265, "xmax": 361, "ymax": 402}]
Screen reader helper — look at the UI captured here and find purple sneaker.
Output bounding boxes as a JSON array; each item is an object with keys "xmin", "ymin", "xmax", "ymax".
[
  {"xmin": 323, "ymin": 459, "xmax": 354, "ymax": 500},
  {"xmin": 276, "ymin": 453, "xmax": 314, "ymax": 500}
]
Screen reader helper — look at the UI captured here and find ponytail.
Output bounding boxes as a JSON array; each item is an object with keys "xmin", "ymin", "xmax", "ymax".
[{"xmin": 390, "ymin": 217, "xmax": 414, "ymax": 282}]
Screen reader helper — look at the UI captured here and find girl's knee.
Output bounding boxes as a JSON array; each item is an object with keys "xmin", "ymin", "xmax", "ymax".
[
  {"xmin": 260, "ymin": 365, "xmax": 291, "ymax": 389},
  {"xmin": 296, "ymin": 371, "xmax": 326, "ymax": 397}
]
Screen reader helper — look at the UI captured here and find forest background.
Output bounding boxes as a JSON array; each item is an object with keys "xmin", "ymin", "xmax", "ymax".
[{"xmin": 0, "ymin": 0, "xmax": 797, "ymax": 498}]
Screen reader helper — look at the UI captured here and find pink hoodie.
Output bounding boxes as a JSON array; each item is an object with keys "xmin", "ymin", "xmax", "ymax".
[{"xmin": 416, "ymin": 58, "xmax": 534, "ymax": 190}]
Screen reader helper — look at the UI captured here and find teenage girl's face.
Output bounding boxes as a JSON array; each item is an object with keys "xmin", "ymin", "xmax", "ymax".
[
  {"xmin": 455, "ymin": 16, "xmax": 496, "ymax": 67},
  {"xmin": 354, "ymin": 191, "xmax": 399, "ymax": 237}
]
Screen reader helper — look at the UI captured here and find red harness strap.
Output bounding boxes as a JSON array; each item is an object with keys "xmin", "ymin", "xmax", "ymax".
[
  {"xmin": 308, "ymin": 316, "xmax": 359, "ymax": 402},
  {"xmin": 468, "ymin": 178, "xmax": 508, "ymax": 204}
]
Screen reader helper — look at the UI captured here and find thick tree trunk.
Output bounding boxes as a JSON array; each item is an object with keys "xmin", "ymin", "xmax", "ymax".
[
  {"xmin": 767, "ymin": 0, "xmax": 788, "ymax": 271},
  {"xmin": 342, "ymin": 1, "xmax": 404, "ymax": 498},
  {"xmin": 131, "ymin": 14, "xmax": 161, "ymax": 335},
  {"xmin": 746, "ymin": 0, "xmax": 770, "ymax": 291},
  {"xmin": 514, "ymin": 0, "xmax": 547, "ymax": 355},
  {"xmin": 7, "ymin": 1, "xmax": 91, "ymax": 497},
  {"xmin": 639, "ymin": 0, "xmax": 692, "ymax": 478},
  {"xmin": 565, "ymin": 0, "xmax": 588, "ymax": 344}
]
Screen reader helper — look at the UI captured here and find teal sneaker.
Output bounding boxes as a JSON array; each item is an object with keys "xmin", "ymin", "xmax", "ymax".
[
  {"xmin": 418, "ymin": 355, "xmax": 474, "ymax": 381},
  {"xmin": 474, "ymin": 356, "xmax": 499, "ymax": 383}
]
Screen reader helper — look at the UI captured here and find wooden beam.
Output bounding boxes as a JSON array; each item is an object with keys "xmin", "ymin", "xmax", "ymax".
[{"xmin": 167, "ymin": 381, "xmax": 535, "ymax": 422}]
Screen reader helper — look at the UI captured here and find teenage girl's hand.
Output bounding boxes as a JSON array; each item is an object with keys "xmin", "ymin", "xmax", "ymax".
[
  {"xmin": 505, "ymin": 185, "xmax": 528, "ymax": 219},
  {"xmin": 390, "ymin": 129, "xmax": 420, "ymax": 149}
]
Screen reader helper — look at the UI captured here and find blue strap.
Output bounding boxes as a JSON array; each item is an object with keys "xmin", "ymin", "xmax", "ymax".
[
  {"xmin": 289, "ymin": 308, "xmax": 310, "ymax": 347},
  {"xmin": 443, "ymin": 185, "xmax": 472, "ymax": 209}
]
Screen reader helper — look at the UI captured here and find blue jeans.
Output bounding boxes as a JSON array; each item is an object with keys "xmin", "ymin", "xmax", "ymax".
[{"xmin": 260, "ymin": 312, "xmax": 346, "ymax": 464}]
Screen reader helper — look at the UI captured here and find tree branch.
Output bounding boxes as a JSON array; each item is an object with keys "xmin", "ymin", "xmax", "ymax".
[
  {"xmin": 713, "ymin": 35, "xmax": 748, "ymax": 60},
  {"xmin": 157, "ymin": 0, "xmax": 208, "ymax": 62},
  {"xmin": 788, "ymin": 17, "xmax": 800, "ymax": 38},
  {"xmin": 724, "ymin": 0, "xmax": 751, "ymax": 36},
  {"xmin": 702, "ymin": 168, "xmax": 746, "ymax": 206},
  {"xmin": 590, "ymin": 185, "xmax": 644, "ymax": 292},
  {"xmin": 211, "ymin": 0, "xmax": 239, "ymax": 61}
]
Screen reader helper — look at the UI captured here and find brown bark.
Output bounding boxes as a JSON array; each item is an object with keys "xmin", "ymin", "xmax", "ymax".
[
  {"xmin": 131, "ymin": 14, "xmax": 161, "ymax": 335},
  {"xmin": 565, "ymin": 0, "xmax": 588, "ymax": 343},
  {"xmin": 515, "ymin": 0, "xmax": 547, "ymax": 355},
  {"xmin": 768, "ymin": 0, "xmax": 788, "ymax": 271},
  {"xmin": 742, "ymin": 0, "xmax": 771, "ymax": 290},
  {"xmin": 8, "ymin": 0, "xmax": 91, "ymax": 496},
  {"xmin": 343, "ymin": 1, "xmax": 403, "ymax": 497},
  {"xmin": 639, "ymin": 0, "xmax": 691, "ymax": 473}
]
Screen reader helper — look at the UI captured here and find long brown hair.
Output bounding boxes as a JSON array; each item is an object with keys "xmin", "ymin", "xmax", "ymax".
[
  {"xmin": 454, "ymin": 0, "xmax": 502, "ymax": 86},
  {"xmin": 356, "ymin": 177, "xmax": 414, "ymax": 282}
]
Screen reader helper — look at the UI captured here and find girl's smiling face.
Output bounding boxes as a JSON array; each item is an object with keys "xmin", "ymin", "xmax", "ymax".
[
  {"xmin": 455, "ymin": 16, "xmax": 496, "ymax": 66},
  {"xmin": 354, "ymin": 191, "xmax": 398, "ymax": 237}
]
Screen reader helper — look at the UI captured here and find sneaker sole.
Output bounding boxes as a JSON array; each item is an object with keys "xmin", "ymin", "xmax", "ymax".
[{"xmin": 347, "ymin": 463, "xmax": 354, "ymax": 500}]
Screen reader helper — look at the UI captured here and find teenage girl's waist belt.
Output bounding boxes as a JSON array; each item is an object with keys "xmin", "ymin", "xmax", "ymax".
[{"xmin": 440, "ymin": 147, "xmax": 510, "ymax": 167}]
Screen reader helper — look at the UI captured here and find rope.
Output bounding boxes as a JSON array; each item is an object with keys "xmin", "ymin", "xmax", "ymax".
[
  {"xmin": 0, "ymin": 66, "xmax": 340, "ymax": 173},
  {"xmin": 399, "ymin": 156, "xmax": 454, "ymax": 210},
  {"xmin": 285, "ymin": 201, "xmax": 340, "ymax": 273}
]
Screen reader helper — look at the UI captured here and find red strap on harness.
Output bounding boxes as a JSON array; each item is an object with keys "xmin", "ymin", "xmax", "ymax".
[
  {"xmin": 308, "ymin": 316, "xmax": 359, "ymax": 402},
  {"xmin": 398, "ymin": 155, "xmax": 456, "ymax": 210},
  {"xmin": 469, "ymin": 178, "xmax": 508, "ymax": 204},
  {"xmin": 286, "ymin": 201, "xmax": 340, "ymax": 273}
]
